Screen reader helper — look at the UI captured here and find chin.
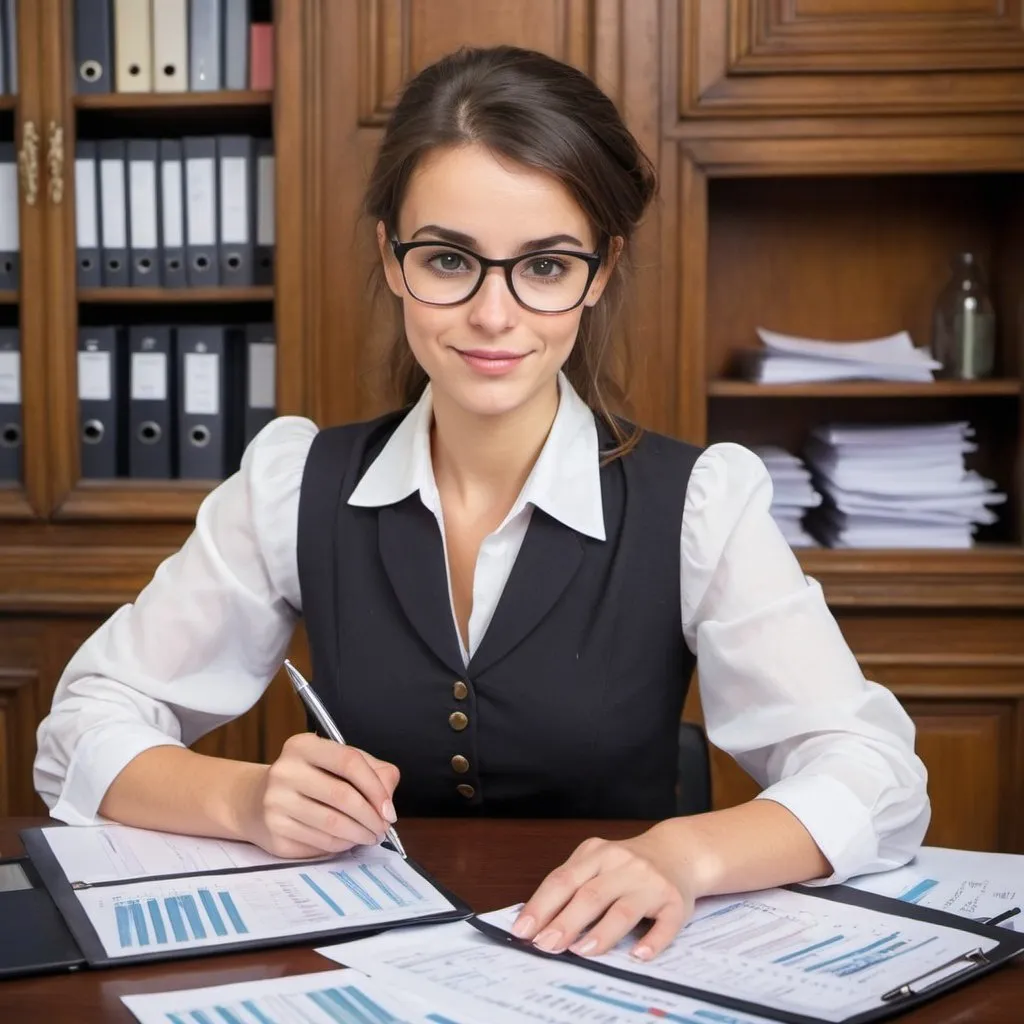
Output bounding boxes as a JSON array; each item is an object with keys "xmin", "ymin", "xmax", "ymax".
[{"xmin": 438, "ymin": 374, "xmax": 549, "ymax": 420}]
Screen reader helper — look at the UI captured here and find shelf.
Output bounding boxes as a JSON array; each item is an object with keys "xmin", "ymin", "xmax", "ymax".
[
  {"xmin": 0, "ymin": 97, "xmax": 14, "ymax": 112},
  {"xmin": 74, "ymin": 90, "xmax": 273, "ymax": 111},
  {"xmin": 708, "ymin": 380, "xmax": 1023, "ymax": 398},
  {"xmin": 0, "ymin": 290, "xmax": 16, "ymax": 305},
  {"xmin": 55, "ymin": 479, "xmax": 218, "ymax": 521},
  {"xmin": 79, "ymin": 286, "xmax": 273, "ymax": 304}
]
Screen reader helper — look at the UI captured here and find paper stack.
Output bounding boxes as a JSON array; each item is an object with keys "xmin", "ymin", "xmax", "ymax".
[
  {"xmin": 740, "ymin": 328, "xmax": 941, "ymax": 384},
  {"xmin": 752, "ymin": 445, "xmax": 821, "ymax": 548},
  {"xmin": 803, "ymin": 422, "xmax": 1005, "ymax": 549}
]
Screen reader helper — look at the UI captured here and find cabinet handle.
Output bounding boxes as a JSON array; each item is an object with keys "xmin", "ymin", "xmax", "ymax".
[
  {"xmin": 17, "ymin": 120, "xmax": 39, "ymax": 206},
  {"xmin": 47, "ymin": 121, "xmax": 65, "ymax": 206}
]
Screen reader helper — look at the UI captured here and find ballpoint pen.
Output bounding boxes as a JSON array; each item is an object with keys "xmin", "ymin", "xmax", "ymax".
[{"xmin": 283, "ymin": 659, "xmax": 407, "ymax": 859}]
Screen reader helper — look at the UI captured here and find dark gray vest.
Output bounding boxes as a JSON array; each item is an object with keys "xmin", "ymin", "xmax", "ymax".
[{"xmin": 296, "ymin": 410, "xmax": 701, "ymax": 819}]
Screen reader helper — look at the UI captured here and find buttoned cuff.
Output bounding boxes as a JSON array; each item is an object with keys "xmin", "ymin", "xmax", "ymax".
[
  {"xmin": 755, "ymin": 773, "xmax": 878, "ymax": 886},
  {"xmin": 48, "ymin": 727, "xmax": 185, "ymax": 826}
]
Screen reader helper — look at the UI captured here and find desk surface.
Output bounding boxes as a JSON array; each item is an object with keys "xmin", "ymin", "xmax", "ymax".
[{"xmin": 0, "ymin": 816, "xmax": 1020, "ymax": 1022}]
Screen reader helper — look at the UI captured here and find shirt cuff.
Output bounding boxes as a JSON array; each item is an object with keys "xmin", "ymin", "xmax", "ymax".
[
  {"xmin": 755, "ymin": 773, "xmax": 879, "ymax": 886},
  {"xmin": 48, "ymin": 726, "xmax": 185, "ymax": 826}
]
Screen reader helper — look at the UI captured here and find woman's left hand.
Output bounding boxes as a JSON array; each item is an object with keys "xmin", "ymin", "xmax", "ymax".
[{"xmin": 511, "ymin": 826, "xmax": 696, "ymax": 961}]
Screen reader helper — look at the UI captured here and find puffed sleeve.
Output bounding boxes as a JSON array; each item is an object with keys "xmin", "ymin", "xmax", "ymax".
[
  {"xmin": 681, "ymin": 442, "xmax": 931, "ymax": 883},
  {"xmin": 33, "ymin": 416, "xmax": 319, "ymax": 825}
]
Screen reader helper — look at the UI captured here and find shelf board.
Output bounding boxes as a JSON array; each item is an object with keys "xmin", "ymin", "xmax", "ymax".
[
  {"xmin": 0, "ymin": 290, "xmax": 17, "ymax": 305},
  {"xmin": 74, "ymin": 90, "xmax": 272, "ymax": 110},
  {"xmin": 708, "ymin": 380, "xmax": 1022, "ymax": 398},
  {"xmin": 55, "ymin": 479, "xmax": 218, "ymax": 521},
  {"xmin": 0, "ymin": 96, "xmax": 14, "ymax": 112},
  {"xmin": 79, "ymin": 286, "xmax": 273, "ymax": 304}
]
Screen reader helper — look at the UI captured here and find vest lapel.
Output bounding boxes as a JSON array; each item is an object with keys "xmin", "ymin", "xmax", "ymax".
[
  {"xmin": 378, "ymin": 499, "xmax": 466, "ymax": 676},
  {"xmin": 469, "ymin": 509, "xmax": 584, "ymax": 676}
]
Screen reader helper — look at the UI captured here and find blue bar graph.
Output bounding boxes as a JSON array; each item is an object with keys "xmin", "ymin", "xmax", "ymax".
[
  {"xmin": 332, "ymin": 870, "xmax": 381, "ymax": 911},
  {"xmin": 310, "ymin": 985, "xmax": 404, "ymax": 1023},
  {"xmin": 165, "ymin": 897, "xmax": 188, "ymax": 942},
  {"xmin": 214, "ymin": 1007, "xmax": 246, "ymax": 1024},
  {"xmin": 805, "ymin": 932, "xmax": 900, "ymax": 973},
  {"xmin": 166, "ymin": 1015, "xmax": 188, "ymax": 1024},
  {"xmin": 180, "ymin": 894, "xmax": 207, "ymax": 939},
  {"xmin": 359, "ymin": 865, "xmax": 406, "ymax": 907},
  {"xmin": 301, "ymin": 872, "xmax": 347, "ymax": 917},
  {"xmin": 899, "ymin": 879, "xmax": 939, "ymax": 904},
  {"xmin": 240, "ymin": 1001, "xmax": 275, "ymax": 1024},
  {"xmin": 130, "ymin": 900, "xmax": 150, "ymax": 946},
  {"xmin": 380, "ymin": 864, "xmax": 423, "ymax": 903},
  {"xmin": 345, "ymin": 984, "xmax": 402, "ymax": 1022},
  {"xmin": 116, "ymin": 903, "xmax": 133, "ymax": 948},
  {"xmin": 189, "ymin": 1011, "xmax": 216, "ymax": 1024},
  {"xmin": 219, "ymin": 892, "xmax": 249, "ymax": 934},
  {"xmin": 147, "ymin": 898, "xmax": 169, "ymax": 944},
  {"xmin": 773, "ymin": 933, "xmax": 845, "ymax": 964},
  {"xmin": 199, "ymin": 889, "xmax": 228, "ymax": 937},
  {"xmin": 425, "ymin": 1017, "xmax": 461, "ymax": 1024}
]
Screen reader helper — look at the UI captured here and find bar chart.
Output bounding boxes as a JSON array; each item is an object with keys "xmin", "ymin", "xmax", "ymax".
[{"xmin": 114, "ymin": 889, "xmax": 249, "ymax": 948}]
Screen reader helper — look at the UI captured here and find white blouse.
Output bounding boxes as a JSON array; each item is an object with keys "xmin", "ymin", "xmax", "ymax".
[{"xmin": 33, "ymin": 377, "xmax": 929, "ymax": 884}]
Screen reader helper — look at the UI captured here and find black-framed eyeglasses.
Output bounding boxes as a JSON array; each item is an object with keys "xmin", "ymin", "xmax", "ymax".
[{"xmin": 389, "ymin": 237, "xmax": 603, "ymax": 314}]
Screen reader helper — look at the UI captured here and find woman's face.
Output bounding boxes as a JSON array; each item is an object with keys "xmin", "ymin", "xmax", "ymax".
[{"xmin": 378, "ymin": 143, "xmax": 614, "ymax": 421}]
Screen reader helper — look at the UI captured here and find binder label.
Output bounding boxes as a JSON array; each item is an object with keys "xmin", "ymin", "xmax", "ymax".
[
  {"xmin": 0, "ymin": 162, "xmax": 18, "ymax": 250},
  {"xmin": 0, "ymin": 351, "xmax": 19, "ymax": 404},
  {"xmin": 257, "ymin": 154, "xmax": 275, "ymax": 246},
  {"xmin": 248, "ymin": 343, "xmax": 275, "ymax": 409},
  {"xmin": 221, "ymin": 156, "xmax": 249, "ymax": 244},
  {"xmin": 75, "ymin": 159, "xmax": 99, "ymax": 247},
  {"xmin": 162, "ymin": 161, "xmax": 184, "ymax": 247},
  {"xmin": 129, "ymin": 161, "xmax": 158, "ymax": 248},
  {"xmin": 185, "ymin": 352, "xmax": 220, "ymax": 414},
  {"xmin": 131, "ymin": 353, "xmax": 168, "ymax": 401},
  {"xmin": 185, "ymin": 158, "xmax": 216, "ymax": 246},
  {"xmin": 78, "ymin": 351, "xmax": 112, "ymax": 401},
  {"xmin": 100, "ymin": 159, "xmax": 127, "ymax": 248}
]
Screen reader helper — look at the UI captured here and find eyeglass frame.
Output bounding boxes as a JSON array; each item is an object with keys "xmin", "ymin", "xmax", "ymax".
[{"xmin": 389, "ymin": 236, "xmax": 604, "ymax": 314}]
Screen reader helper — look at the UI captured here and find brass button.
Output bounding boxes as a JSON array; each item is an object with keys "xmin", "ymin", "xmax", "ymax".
[
  {"xmin": 453, "ymin": 680, "xmax": 468, "ymax": 700},
  {"xmin": 456, "ymin": 783, "xmax": 475, "ymax": 799},
  {"xmin": 448, "ymin": 711, "xmax": 469, "ymax": 731},
  {"xmin": 451, "ymin": 755, "xmax": 469, "ymax": 774}
]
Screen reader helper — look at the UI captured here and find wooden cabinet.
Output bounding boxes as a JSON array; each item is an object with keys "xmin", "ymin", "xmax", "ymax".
[{"xmin": 677, "ymin": 0, "xmax": 1024, "ymax": 120}]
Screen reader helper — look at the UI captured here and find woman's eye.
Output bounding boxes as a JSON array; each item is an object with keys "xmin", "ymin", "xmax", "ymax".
[
  {"xmin": 524, "ymin": 257, "xmax": 563, "ymax": 278},
  {"xmin": 429, "ymin": 252, "xmax": 469, "ymax": 273}
]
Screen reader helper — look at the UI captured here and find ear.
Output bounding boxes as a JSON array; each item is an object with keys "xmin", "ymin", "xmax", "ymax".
[
  {"xmin": 583, "ymin": 236, "xmax": 624, "ymax": 307},
  {"xmin": 377, "ymin": 221, "xmax": 405, "ymax": 298}
]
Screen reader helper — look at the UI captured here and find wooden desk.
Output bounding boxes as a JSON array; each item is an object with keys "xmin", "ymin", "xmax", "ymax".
[{"xmin": 0, "ymin": 817, "xmax": 1020, "ymax": 1022}]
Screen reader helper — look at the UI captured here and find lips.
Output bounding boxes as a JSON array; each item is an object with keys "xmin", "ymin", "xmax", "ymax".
[{"xmin": 455, "ymin": 348, "xmax": 529, "ymax": 377}]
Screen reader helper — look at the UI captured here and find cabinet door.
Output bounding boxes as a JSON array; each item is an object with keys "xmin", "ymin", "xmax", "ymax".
[{"xmin": 678, "ymin": 0, "xmax": 1024, "ymax": 119}]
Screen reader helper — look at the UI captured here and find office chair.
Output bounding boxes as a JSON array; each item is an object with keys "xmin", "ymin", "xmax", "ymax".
[{"xmin": 676, "ymin": 720, "xmax": 713, "ymax": 816}]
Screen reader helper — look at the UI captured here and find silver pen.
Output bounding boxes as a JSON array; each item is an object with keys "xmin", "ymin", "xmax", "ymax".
[{"xmin": 283, "ymin": 658, "xmax": 407, "ymax": 859}]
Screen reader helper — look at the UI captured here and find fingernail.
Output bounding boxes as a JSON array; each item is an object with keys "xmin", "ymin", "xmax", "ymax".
[
  {"xmin": 382, "ymin": 799, "xmax": 397, "ymax": 823},
  {"xmin": 631, "ymin": 945, "xmax": 653, "ymax": 961},
  {"xmin": 534, "ymin": 929, "xmax": 563, "ymax": 953},
  {"xmin": 571, "ymin": 938, "xmax": 598, "ymax": 956},
  {"xmin": 511, "ymin": 914, "xmax": 534, "ymax": 939}
]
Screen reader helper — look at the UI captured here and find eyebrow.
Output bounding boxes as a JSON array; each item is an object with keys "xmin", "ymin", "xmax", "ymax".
[{"xmin": 409, "ymin": 224, "xmax": 586, "ymax": 253}]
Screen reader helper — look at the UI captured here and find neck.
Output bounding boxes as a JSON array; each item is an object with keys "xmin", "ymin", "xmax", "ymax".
[{"xmin": 430, "ymin": 383, "xmax": 560, "ymax": 513}]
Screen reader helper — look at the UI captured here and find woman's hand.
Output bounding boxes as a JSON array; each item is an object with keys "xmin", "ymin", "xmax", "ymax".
[
  {"xmin": 511, "ymin": 824, "xmax": 702, "ymax": 961},
  {"xmin": 238, "ymin": 733, "xmax": 401, "ymax": 858}
]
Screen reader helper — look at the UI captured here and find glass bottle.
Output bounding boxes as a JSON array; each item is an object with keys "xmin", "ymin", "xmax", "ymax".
[{"xmin": 931, "ymin": 252, "xmax": 997, "ymax": 380}]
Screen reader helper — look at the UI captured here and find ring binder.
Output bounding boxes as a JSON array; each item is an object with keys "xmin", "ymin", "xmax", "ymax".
[{"xmin": 881, "ymin": 948, "xmax": 990, "ymax": 1001}]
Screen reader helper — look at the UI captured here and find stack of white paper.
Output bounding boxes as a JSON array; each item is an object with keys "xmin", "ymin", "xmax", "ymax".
[
  {"xmin": 803, "ymin": 421, "xmax": 1005, "ymax": 548},
  {"xmin": 752, "ymin": 445, "xmax": 821, "ymax": 548},
  {"xmin": 741, "ymin": 328, "xmax": 941, "ymax": 384}
]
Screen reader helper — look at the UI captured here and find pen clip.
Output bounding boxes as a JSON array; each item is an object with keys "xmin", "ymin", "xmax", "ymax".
[{"xmin": 880, "ymin": 948, "xmax": 989, "ymax": 1001}]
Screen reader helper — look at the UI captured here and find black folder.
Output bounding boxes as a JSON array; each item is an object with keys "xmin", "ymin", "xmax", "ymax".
[
  {"xmin": 217, "ymin": 135, "xmax": 255, "ymax": 286},
  {"xmin": 127, "ymin": 325, "xmax": 175, "ymax": 479},
  {"xmin": 471, "ymin": 884, "xmax": 1024, "ymax": 1024},
  {"xmin": 159, "ymin": 139, "xmax": 187, "ymax": 289},
  {"xmin": 183, "ymin": 137, "xmax": 219, "ymax": 287},
  {"xmin": 73, "ymin": 0, "xmax": 113, "ymax": 94},
  {"xmin": 0, "ymin": 827, "xmax": 471, "ymax": 980},
  {"xmin": 77, "ymin": 325, "xmax": 124, "ymax": 479},
  {"xmin": 176, "ymin": 325, "xmax": 236, "ymax": 479},
  {"xmin": 0, "ymin": 327, "xmax": 21, "ymax": 482}
]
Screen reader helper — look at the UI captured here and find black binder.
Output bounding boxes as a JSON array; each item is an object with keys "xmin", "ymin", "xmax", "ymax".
[
  {"xmin": 77, "ymin": 325, "xmax": 124, "ymax": 479},
  {"xmin": 0, "ymin": 327, "xmax": 21, "ymax": 483},
  {"xmin": 0, "ymin": 827, "xmax": 471, "ymax": 980},
  {"xmin": 183, "ymin": 136, "xmax": 219, "ymax": 287},
  {"xmin": 127, "ymin": 325, "xmax": 175, "ymax": 479},
  {"xmin": 471, "ymin": 884, "xmax": 1024, "ymax": 1024},
  {"xmin": 73, "ymin": 0, "xmax": 113, "ymax": 94},
  {"xmin": 217, "ymin": 135, "xmax": 255, "ymax": 286},
  {"xmin": 159, "ymin": 139, "xmax": 187, "ymax": 288},
  {"xmin": 75, "ymin": 140, "xmax": 102, "ymax": 287},
  {"xmin": 176, "ymin": 325, "xmax": 235, "ymax": 479}
]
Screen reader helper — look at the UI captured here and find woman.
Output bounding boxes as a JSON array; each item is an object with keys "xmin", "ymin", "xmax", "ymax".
[{"xmin": 34, "ymin": 45, "xmax": 928, "ymax": 963}]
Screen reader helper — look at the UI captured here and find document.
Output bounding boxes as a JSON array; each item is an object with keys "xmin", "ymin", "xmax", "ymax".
[
  {"xmin": 847, "ymin": 847, "xmax": 1023, "ymax": 929},
  {"xmin": 74, "ymin": 846, "xmax": 454, "ymax": 959},
  {"xmin": 122, "ymin": 966, "xmax": 471, "ymax": 1024},
  {"xmin": 320, "ymin": 921, "xmax": 777, "ymax": 1024},
  {"xmin": 476, "ymin": 895, "xmax": 999, "ymax": 1023},
  {"xmin": 41, "ymin": 824, "xmax": 293, "ymax": 884}
]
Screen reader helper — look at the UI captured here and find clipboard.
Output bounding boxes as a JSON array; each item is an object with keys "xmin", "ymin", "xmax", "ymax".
[
  {"xmin": 2, "ymin": 826, "xmax": 472, "ymax": 979},
  {"xmin": 469, "ymin": 881, "xmax": 1024, "ymax": 1024}
]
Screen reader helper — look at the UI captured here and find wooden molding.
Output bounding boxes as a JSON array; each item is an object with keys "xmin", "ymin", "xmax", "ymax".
[
  {"xmin": 679, "ymin": 0, "xmax": 1024, "ymax": 119},
  {"xmin": 51, "ymin": 480, "xmax": 214, "ymax": 521},
  {"xmin": 0, "ymin": 668, "xmax": 39, "ymax": 817}
]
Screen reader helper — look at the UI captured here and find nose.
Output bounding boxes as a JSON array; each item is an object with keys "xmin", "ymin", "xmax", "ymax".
[{"xmin": 467, "ymin": 267, "xmax": 519, "ymax": 334}]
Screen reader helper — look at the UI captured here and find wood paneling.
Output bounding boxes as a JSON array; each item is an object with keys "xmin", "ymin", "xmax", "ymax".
[
  {"xmin": 0, "ymin": 669, "xmax": 38, "ymax": 816},
  {"xmin": 678, "ymin": 0, "xmax": 1024, "ymax": 119}
]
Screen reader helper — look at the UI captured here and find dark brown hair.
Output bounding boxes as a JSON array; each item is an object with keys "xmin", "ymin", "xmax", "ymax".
[{"xmin": 363, "ymin": 45, "xmax": 657, "ymax": 458}]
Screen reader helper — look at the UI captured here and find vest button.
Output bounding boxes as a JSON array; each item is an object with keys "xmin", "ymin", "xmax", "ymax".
[
  {"xmin": 453, "ymin": 680, "xmax": 468, "ymax": 700},
  {"xmin": 456, "ymin": 783, "xmax": 475, "ymax": 799},
  {"xmin": 448, "ymin": 711, "xmax": 469, "ymax": 731},
  {"xmin": 450, "ymin": 755, "xmax": 469, "ymax": 774}
]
